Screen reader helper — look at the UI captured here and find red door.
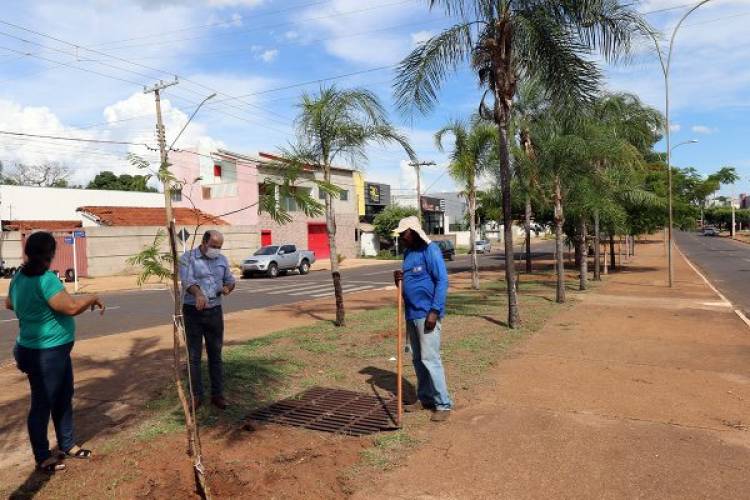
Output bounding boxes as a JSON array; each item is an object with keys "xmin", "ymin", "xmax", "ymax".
[
  {"xmin": 307, "ymin": 223, "xmax": 330, "ymax": 259},
  {"xmin": 261, "ymin": 230, "xmax": 272, "ymax": 246}
]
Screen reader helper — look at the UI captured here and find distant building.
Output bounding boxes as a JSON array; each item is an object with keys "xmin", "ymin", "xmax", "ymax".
[
  {"xmin": 391, "ymin": 192, "xmax": 446, "ymax": 234},
  {"xmin": 0, "ymin": 184, "xmax": 163, "ymax": 226},
  {"xmin": 740, "ymin": 193, "xmax": 750, "ymax": 209},
  {"xmin": 429, "ymin": 191, "xmax": 467, "ymax": 230}
]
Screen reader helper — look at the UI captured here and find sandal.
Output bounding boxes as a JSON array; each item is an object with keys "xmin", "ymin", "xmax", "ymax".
[
  {"xmin": 37, "ymin": 456, "xmax": 66, "ymax": 473},
  {"xmin": 64, "ymin": 445, "xmax": 92, "ymax": 459}
]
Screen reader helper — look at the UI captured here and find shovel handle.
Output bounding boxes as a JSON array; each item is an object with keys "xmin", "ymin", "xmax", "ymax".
[{"xmin": 396, "ymin": 280, "xmax": 403, "ymax": 428}]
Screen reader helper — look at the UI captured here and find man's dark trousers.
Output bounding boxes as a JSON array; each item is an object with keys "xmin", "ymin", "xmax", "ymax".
[{"xmin": 183, "ymin": 304, "xmax": 224, "ymax": 400}]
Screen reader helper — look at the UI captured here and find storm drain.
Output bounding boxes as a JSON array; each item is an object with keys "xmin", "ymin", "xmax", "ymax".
[{"xmin": 248, "ymin": 386, "xmax": 398, "ymax": 436}]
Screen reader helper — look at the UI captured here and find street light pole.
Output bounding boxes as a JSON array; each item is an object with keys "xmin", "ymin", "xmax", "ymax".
[{"xmin": 651, "ymin": 0, "xmax": 714, "ymax": 288}]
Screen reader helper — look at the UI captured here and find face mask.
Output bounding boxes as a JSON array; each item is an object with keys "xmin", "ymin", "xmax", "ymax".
[{"xmin": 204, "ymin": 247, "xmax": 221, "ymax": 259}]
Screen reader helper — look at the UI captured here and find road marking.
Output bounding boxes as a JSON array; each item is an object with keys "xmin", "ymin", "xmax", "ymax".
[
  {"xmin": 236, "ymin": 281, "xmax": 327, "ymax": 293},
  {"xmin": 284, "ymin": 284, "xmax": 342, "ymax": 296},
  {"xmin": 268, "ymin": 283, "xmax": 333, "ymax": 295},
  {"xmin": 674, "ymin": 245, "xmax": 731, "ymax": 306},
  {"xmin": 310, "ymin": 285, "xmax": 375, "ymax": 298}
]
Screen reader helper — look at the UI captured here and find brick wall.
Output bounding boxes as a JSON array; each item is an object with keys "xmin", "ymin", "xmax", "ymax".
[{"xmin": 258, "ymin": 213, "xmax": 359, "ymax": 259}]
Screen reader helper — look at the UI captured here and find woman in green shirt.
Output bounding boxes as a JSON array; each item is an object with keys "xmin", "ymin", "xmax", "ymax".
[{"xmin": 6, "ymin": 232, "xmax": 105, "ymax": 473}]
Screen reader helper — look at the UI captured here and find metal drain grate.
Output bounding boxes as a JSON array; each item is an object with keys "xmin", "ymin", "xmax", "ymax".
[{"xmin": 248, "ymin": 386, "xmax": 398, "ymax": 436}]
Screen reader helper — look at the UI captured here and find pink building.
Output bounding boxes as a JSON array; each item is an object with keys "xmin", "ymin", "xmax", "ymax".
[
  {"xmin": 169, "ymin": 148, "xmax": 360, "ymax": 259},
  {"xmin": 170, "ymin": 149, "xmax": 259, "ymax": 227}
]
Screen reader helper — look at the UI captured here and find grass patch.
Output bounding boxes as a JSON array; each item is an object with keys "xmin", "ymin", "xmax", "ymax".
[{"xmin": 116, "ymin": 268, "xmax": 578, "ymax": 489}]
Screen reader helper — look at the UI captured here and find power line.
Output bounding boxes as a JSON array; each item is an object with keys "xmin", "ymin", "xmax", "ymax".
[
  {"xmin": 0, "ymin": 130, "xmax": 157, "ymax": 148},
  {"xmin": 92, "ymin": 0, "xmax": 414, "ymax": 52},
  {"xmin": 90, "ymin": 0, "xmax": 334, "ymax": 49}
]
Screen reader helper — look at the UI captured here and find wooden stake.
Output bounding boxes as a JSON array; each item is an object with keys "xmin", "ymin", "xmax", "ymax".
[{"xmin": 396, "ymin": 281, "xmax": 404, "ymax": 428}]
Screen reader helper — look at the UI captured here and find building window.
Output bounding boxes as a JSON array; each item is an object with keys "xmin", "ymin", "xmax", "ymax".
[
  {"xmin": 259, "ymin": 182, "xmax": 275, "ymax": 204},
  {"xmin": 171, "ymin": 188, "xmax": 182, "ymax": 202},
  {"xmin": 214, "ymin": 164, "xmax": 222, "ymax": 177},
  {"xmin": 318, "ymin": 188, "xmax": 326, "ymax": 200},
  {"xmin": 202, "ymin": 186, "xmax": 211, "ymax": 200},
  {"xmin": 340, "ymin": 190, "xmax": 348, "ymax": 201},
  {"xmin": 281, "ymin": 187, "xmax": 311, "ymax": 212}
]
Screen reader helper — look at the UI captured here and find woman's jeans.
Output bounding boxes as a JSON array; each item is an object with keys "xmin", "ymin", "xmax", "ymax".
[
  {"xmin": 14, "ymin": 342, "xmax": 75, "ymax": 464},
  {"xmin": 406, "ymin": 318, "xmax": 453, "ymax": 411}
]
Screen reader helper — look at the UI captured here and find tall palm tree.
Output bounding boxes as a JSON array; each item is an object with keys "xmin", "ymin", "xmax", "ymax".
[
  {"xmin": 292, "ymin": 85, "xmax": 415, "ymax": 326},
  {"xmin": 436, "ymin": 118, "xmax": 496, "ymax": 290},
  {"xmin": 394, "ymin": 0, "xmax": 647, "ymax": 328}
]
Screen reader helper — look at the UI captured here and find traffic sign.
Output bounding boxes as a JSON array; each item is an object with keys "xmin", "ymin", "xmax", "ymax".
[
  {"xmin": 64, "ymin": 236, "xmax": 74, "ymax": 245},
  {"xmin": 177, "ymin": 228, "xmax": 190, "ymax": 242},
  {"xmin": 73, "ymin": 230, "xmax": 86, "ymax": 238}
]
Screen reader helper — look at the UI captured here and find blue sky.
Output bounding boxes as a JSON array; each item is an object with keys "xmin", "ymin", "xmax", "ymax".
[{"xmin": 0, "ymin": 0, "xmax": 748, "ymax": 198}]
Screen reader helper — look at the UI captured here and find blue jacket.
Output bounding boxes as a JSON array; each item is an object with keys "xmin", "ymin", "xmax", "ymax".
[{"xmin": 401, "ymin": 242, "xmax": 449, "ymax": 321}]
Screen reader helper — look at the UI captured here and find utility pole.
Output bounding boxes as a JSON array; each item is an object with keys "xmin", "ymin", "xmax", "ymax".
[
  {"xmin": 144, "ymin": 78, "xmax": 211, "ymax": 500},
  {"xmin": 731, "ymin": 191, "xmax": 736, "ymax": 239},
  {"xmin": 409, "ymin": 160, "xmax": 435, "ymax": 223}
]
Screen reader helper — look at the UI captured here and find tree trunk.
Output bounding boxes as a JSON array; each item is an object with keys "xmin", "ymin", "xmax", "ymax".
[
  {"xmin": 593, "ymin": 210, "xmax": 601, "ymax": 281},
  {"xmin": 578, "ymin": 218, "xmax": 587, "ymax": 291},
  {"xmin": 554, "ymin": 175, "xmax": 565, "ymax": 303},
  {"xmin": 524, "ymin": 193, "xmax": 532, "ymax": 274},
  {"xmin": 324, "ymin": 166, "xmax": 345, "ymax": 326},
  {"xmin": 609, "ymin": 234, "xmax": 616, "ymax": 272},
  {"xmin": 498, "ymin": 121, "xmax": 520, "ymax": 327},
  {"xmin": 469, "ymin": 191, "xmax": 479, "ymax": 290}
]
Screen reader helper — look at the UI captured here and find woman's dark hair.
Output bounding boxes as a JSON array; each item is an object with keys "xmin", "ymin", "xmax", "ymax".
[{"xmin": 22, "ymin": 231, "xmax": 56, "ymax": 277}]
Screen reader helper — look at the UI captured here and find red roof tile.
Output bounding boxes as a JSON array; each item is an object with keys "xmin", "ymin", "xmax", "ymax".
[
  {"xmin": 2, "ymin": 220, "xmax": 82, "ymax": 231},
  {"xmin": 76, "ymin": 206, "xmax": 229, "ymax": 227}
]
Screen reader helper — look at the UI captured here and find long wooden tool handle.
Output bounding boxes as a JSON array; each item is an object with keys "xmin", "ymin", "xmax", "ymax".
[{"xmin": 396, "ymin": 280, "xmax": 404, "ymax": 428}]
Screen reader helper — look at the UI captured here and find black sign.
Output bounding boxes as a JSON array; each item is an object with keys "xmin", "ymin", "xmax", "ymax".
[
  {"xmin": 420, "ymin": 196, "xmax": 444, "ymax": 213},
  {"xmin": 366, "ymin": 183, "xmax": 381, "ymax": 204},
  {"xmin": 177, "ymin": 228, "xmax": 190, "ymax": 242}
]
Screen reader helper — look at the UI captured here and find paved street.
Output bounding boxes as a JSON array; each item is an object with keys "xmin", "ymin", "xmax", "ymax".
[
  {"xmin": 0, "ymin": 240, "xmax": 554, "ymax": 360},
  {"xmin": 676, "ymin": 231, "xmax": 750, "ymax": 315}
]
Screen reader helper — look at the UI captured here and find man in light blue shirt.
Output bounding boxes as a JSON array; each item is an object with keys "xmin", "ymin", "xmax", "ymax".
[
  {"xmin": 393, "ymin": 216, "xmax": 452, "ymax": 422},
  {"xmin": 180, "ymin": 230, "xmax": 235, "ymax": 410}
]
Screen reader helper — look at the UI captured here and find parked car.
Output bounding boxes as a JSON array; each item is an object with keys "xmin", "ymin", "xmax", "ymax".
[
  {"xmin": 703, "ymin": 226, "xmax": 719, "ymax": 237},
  {"xmin": 473, "ymin": 240, "xmax": 492, "ymax": 254},
  {"xmin": 435, "ymin": 240, "xmax": 455, "ymax": 261},
  {"xmin": 241, "ymin": 244, "xmax": 316, "ymax": 278}
]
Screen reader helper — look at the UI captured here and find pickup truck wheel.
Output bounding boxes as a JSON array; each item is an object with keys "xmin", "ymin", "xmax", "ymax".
[
  {"xmin": 267, "ymin": 263, "xmax": 279, "ymax": 278},
  {"xmin": 242, "ymin": 270, "xmax": 251, "ymax": 279},
  {"xmin": 299, "ymin": 259, "xmax": 310, "ymax": 275}
]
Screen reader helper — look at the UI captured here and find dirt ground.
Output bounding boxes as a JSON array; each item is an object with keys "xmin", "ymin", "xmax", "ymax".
[
  {"xmin": 352, "ymin": 239, "xmax": 750, "ymax": 499},
  {"xmin": 3, "ymin": 237, "xmax": 749, "ymax": 499}
]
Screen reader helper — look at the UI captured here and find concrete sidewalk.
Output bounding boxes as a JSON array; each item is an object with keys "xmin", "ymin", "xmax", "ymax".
[{"xmin": 354, "ymin": 238, "xmax": 750, "ymax": 499}]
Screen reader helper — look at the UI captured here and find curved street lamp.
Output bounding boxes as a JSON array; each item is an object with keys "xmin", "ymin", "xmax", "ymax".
[
  {"xmin": 650, "ymin": 0, "xmax": 715, "ymax": 288},
  {"xmin": 671, "ymin": 139, "xmax": 698, "ymax": 152}
]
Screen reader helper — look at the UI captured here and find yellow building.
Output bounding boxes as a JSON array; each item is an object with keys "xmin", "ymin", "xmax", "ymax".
[{"xmin": 353, "ymin": 171, "xmax": 366, "ymax": 218}]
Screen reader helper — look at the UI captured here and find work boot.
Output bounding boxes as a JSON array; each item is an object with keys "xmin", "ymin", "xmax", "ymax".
[
  {"xmin": 430, "ymin": 410, "xmax": 451, "ymax": 422},
  {"xmin": 404, "ymin": 401, "xmax": 434, "ymax": 413},
  {"xmin": 211, "ymin": 396, "xmax": 228, "ymax": 410}
]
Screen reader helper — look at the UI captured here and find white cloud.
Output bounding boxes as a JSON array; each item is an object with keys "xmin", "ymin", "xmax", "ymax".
[
  {"xmin": 298, "ymin": 0, "xmax": 431, "ymax": 66},
  {"xmin": 260, "ymin": 49, "xmax": 279, "ymax": 63},
  {"xmin": 206, "ymin": 0, "xmax": 265, "ymax": 6},
  {"xmin": 410, "ymin": 30, "xmax": 433, "ymax": 46},
  {"xmin": 284, "ymin": 30, "xmax": 299, "ymax": 40},
  {"xmin": 691, "ymin": 125, "xmax": 718, "ymax": 135},
  {"xmin": 670, "ymin": 124, "xmax": 681, "ymax": 132}
]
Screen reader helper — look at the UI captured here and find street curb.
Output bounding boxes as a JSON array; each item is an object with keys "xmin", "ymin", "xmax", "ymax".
[{"xmin": 674, "ymin": 243, "xmax": 750, "ymax": 331}]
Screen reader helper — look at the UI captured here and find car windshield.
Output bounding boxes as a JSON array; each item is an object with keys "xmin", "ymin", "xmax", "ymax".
[
  {"xmin": 254, "ymin": 246, "xmax": 279, "ymax": 256},
  {"xmin": 476, "ymin": 240, "xmax": 487, "ymax": 245}
]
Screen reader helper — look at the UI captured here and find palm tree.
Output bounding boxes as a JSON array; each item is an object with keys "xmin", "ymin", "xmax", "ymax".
[
  {"xmin": 436, "ymin": 118, "xmax": 496, "ymax": 290},
  {"xmin": 394, "ymin": 0, "xmax": 647, "ymax": 328},
  {"xmin": 513, "ymin": 79, "xmax": 547, "ymax": 274},
  {"xmin": 292, "ymin": 85, "xmax": 415, "ymax": 326}
]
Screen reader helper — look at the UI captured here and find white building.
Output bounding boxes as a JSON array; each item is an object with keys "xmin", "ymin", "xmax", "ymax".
[{"xmin": 0, "ymin": 184, "xmax": 164, "ymax": 226}]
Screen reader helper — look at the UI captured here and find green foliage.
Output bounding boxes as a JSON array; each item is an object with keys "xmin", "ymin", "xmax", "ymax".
[
  {"xmin": 87, "ymin": 170, "xmax": 157, "ymax": 192},
  {"xmin": 126, "ymin": 230, "xmax": 174, "ymax": 286},
  {"xmin": 372, "ymin": 204, "xmax": 420, "ymax": 239}
]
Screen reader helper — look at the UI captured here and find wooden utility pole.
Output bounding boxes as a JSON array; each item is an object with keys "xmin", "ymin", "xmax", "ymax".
[
  {"xmin": 409, "ymin": 160, "xmax": 435, "ymax": 222},
  {"xmin": 144, "ymin": 78, "xmax": 211, "ymax": 499}
]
